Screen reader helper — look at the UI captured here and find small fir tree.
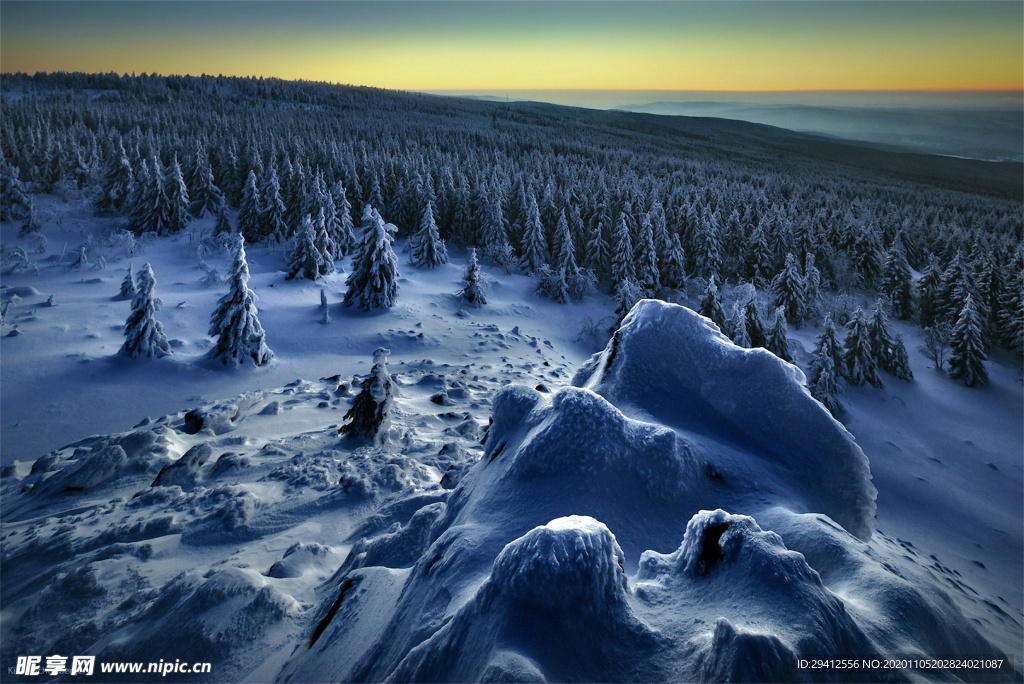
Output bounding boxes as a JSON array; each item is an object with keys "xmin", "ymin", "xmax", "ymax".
[
  {"xmin": 771, "ymin": 253, "xmax": 806, "ymax": 327},
  {"xmin": 340, "ymin": 347, "xmax": 397, "ymax": 445},
  {"xmin": 889, "ymin": 333, "xmax": 914, "ymax": 381},
  {"xmin": 459, "ymin": 248, "xmax": 487, "ymax": 306},
  {"xmin": 519, "ymin": 194, "xmax": 548, "ymax": 275},
  {"xmin": 119, "ymin": 263, "xmax": 136, "ymax": 299},
  {"xmin": 766, "ymin": 306, "xmax": 793, "ymax": 362},
  {"xmin": 881, "ymin": 239, "xmax": 914, "ymax": 320},
  {"xmin": 237, "ymin": 170, "xmax": 262, "ymax": 244},
  {"xmin": 120, "ymin": 263, "xmax": 170, "ymax": 359},
  {"xmin": 808, "ymin": 314, "xmax": 844, "ymax": 387},
  {"xmin": 743, "ymin": 296, "xmax": 767, "ymax": 349},
  {"xmin": 809, "ymin": 351, "xmax": 842, "ymax": 416},
  {"xmin": 409, "ymin": 199, "xmax": 448, "ymax": 268},
  {"xmin": 208, "ymin": 235, "xmax": 274, "ymax": 366},
  {"xmin": 344, "ymin": 207, "xmax": 400, "ymax": 311},
  {"xmin": 699, "ymin": 275, "xmax": 728, "ymax": 332},
  {"xmin": 286, "ymin": 214, "xmax": 323, "ymax": 281},
  {"xmin": 843, "ymin": 307, "xmax": 882, "ymax": 388},
  {"xmin": 948, "ymin": 294, "xmax": 988, "ymax": 387}
]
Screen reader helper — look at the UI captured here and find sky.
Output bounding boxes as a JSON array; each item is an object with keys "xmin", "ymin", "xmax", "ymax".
[{"xmin": 1, "ymin": 1, "xmax": 1021, "ymax": 93}]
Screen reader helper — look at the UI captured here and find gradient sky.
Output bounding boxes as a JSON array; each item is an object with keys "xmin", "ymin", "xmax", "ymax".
[{"xmin": 1, "ymin": 1, "xmax": 1021, "ymax": 92}]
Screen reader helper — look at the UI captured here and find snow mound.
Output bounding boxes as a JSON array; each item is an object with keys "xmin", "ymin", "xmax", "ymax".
[
  {"xmin": 574, "ymin": 299, "xmax": 876, "ymax": 541},
  {"xmin": 491, "ymin": 515, "xmax": 628, "ymax": 612}
]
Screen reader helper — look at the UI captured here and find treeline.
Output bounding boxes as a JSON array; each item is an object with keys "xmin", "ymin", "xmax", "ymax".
[{"xmin": 1, "ymin": 72, "xmax": 1021, "ymax": 386}]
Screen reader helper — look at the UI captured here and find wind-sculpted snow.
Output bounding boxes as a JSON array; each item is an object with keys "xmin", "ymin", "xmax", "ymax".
[
  {"xmin": 1, "ymin": 300, "xmax": 1013, "ymax": 683},
  {"xmin": 574, "ymin": 299, "xmax": 876, "ymax": 541}
]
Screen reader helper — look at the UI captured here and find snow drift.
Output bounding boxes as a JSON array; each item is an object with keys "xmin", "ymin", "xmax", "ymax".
[{"xmin": 283, "ymin": 301, "xmax": 1005, "ymax": 683}]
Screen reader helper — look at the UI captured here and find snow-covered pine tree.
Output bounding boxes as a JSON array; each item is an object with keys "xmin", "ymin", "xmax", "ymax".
[
  {"xmin": 259, "ymin": 166, "xmax": 289, "ymax": 243},
  {"xmin": 916, "ymin": 254, "xmax": 944, "ymax": 327},
  {"xmin": 766, "ymin": 306, "xmax": 793, "ymax": 362},
  {"xmin": 610, "ymin": 211, "xmax": 636, "ymax": 287},
  {"xmin": 807, "ymin": 314, "xmax": 844, "ymax": 388},
  {"xmin": 237, "ymin": 170, "xmax": 262, "ymax": 244},
  {"xmin": 159, "ymin": 155, "xmax": 191, "ymax": 234},
  {"xmin": 331, "ymin": 180, "xmax": 356, "ymax": 257},
  {"xmin": 127, "ymin": 157, "xmax": 158, "ymax": 234},
  {"xmin": 409, "ymin": 199, "xmax": 448, "ymax": 268},
  {"xmin": 614, "ymin": 277, "xmax": 644, "ymax": 322},
  {"xmin": 889, "ymin": 333, "xmax": 913, "ymax": 380},
  {"xmin": 996, "ymin": 251, "xmax": 1023, "ymax": 353},
  {"xmin": 344, "ymin": 206, "xmax": 400, "ymax": 311},
  {"xmin": 312, "ymin": 207, "xmax": 337, "ymax": 277},
  {"xmin": 843, "ymin": 307, "xmax": 882, "ymax": 388},
  {"xmin": 119, "ymin": 263, "xmax": 136, "ymax": 299},
  {"xmin": 95, "ymin": 138, "xmax": 133, "ymax": 215},
  {"xmin": 339, "ymin": 347, "xmax": 397, "ymax": 445},
  {"xmin": 809, "ymin": 351, "xmax": 842, "ymax": 416},
  {"xmin": 730, "ymin": 303, "xmax": 752, "ymax": 348},
  {"xmin": 803, "ymin": 253, "xmax": 822, "ymax": 322},
  {"xmin": 867, "ymin": 299, "xmax": 897, "ymax": 373},
  {"xmin": 187, "ymin": 143, "xmax": 224, "ymax": 218},
  {"xmin": 635, "ymin": 212, "xmax": 661, "ymax": 295},
  {"xmin": 119, "ymin": 263, "xmax": 170, "ymax": 359},
  {"xmin": 772, "ymin": 252, "xmax": 806, "ymax": 327},
  {"xmin": 948, "ymin": 294, "xmax": 988, "ymax": 387},
  {"xmin": 286, "ymin": 214, "xmax": 323, "ymax": 281},
  {"xmin": 208, "ymin": 235, "xmax": 274, "ymax": 367},
  {"xmin": 691, "ymin": 212, "xmax": 723, "ymax": 279},
  {"xmin": 882, "ymin": 239, "xmax": 914, "ymax": 320},
  {"xmin": 743, "ymin": 296, "xmax": 767, "ymax": 349},
  {"xmin": 519, "ymin": 193, "xmax": 548, "ymax": 275},
  {"xmin": 661, "ymin": 232, "xmax": 687, "ymax": 292},
  {"xmin": 460, "ymin": 247, "xmax": 487, "ymax": 306},
  {"xmin": 699, "ymin": 275, "xmax": 728, "ymax": 332},
  {"xmin": 214, "ymin": 199, "xmax": 233, "ymax": 236}
]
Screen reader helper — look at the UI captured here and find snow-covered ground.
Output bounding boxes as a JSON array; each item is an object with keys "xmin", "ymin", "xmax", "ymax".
[{"xmin": 2, "ymin": 194, "xmax": 1021, "ymax": 681}]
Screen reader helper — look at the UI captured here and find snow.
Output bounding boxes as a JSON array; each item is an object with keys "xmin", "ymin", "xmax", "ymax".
[{"xmin": 1, "ymin": 194, "xmax": 1021, "ymax": 682}]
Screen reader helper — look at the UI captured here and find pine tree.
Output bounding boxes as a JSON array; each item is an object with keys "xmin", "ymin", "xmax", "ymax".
[
  {"xmin": 286, "ymin": 214, "xmax": 323, "ymax": 281},
  {"xmin": 119, "ymin": 264, "xmax": 136, "ymax": 299},
  {"xmin": 259, "ymin": 166, "xmax": 289, "ymax": 243},
  {"xmin": 772, "ymin": 253, "xmax": 806, "ymax": 327},
  {"xmin": 187, "ymin": 143, "xmax": 223, "ymax": 218},
  {"xmin": 661, "ymin": 233, "xmax": 687, "ymax": 292},
  {"xmin": 996, "ymin": 251, "xmax": 1023, "ymax": 353},
  {"xmin": 635, "ymin": 212, "xmax": 661, "ymax": 295},
  {"xmin": 120, "ymin": 263, "xmax": 170, "ymax": 359},
  {"xmin": 127, "ymin": 157, "xmax": 159, "ymax": 234},
  {"xmin": 340, "ymin": 347, "xmax": 397, "ymax": 445},
  {"xmin": 518, "ymin": 193, "xmax": 548, "ymax": 275},
  {"xmin": 743, "ymin": 296, "xmax": 767, "ymax": 349},
  {"xmin": 808, "ymin": 314, "xmax": 844, "ymax": 388},
  {"xmin": 766, "ymin": 306, "xmax": 792, "ymax": 362},
  {"xmin": 730, "ymin": 303, "xmax": 752, "ymax": 348},
  {"xmin": 610, "ymin": 210, "xmax": 636, "ymax": 286},
  {"xmin": 889, "ymin": 333, "xmax": 914, "ymax": 381},
  {"xmin": 809, "ymin": 352, "xmax": 842, "ymax": 416},
  {"xmin": 614, "ymin": 277, "xmax": 644, "ymax": 322},
  {"xmin": 95, "ymin": 138, "xmax": 133, "ymax": 214},
  {"xmin": 409, "ymin": 199, "xmax": 448, "ymax": 268},
  {"xmin": 460, "ymin": 247, "xmax": 487, "ymax": 306},
  {"xmin": 331, "ymin": 180, "xmax": 356, "ymax": 257},
  {"xmin": 312, "ymin": 207, "xmax": 337, "ymax": 276},
  {"xmin": 699, "ymin": 275, "xmax": 728, "ymax": 332},
  {"xmin": 237, "ymin": 170, "xmax": 262, "ymax": 244},
  {"xmin": 208, "ymin": 235, "xmax": 274, "ymax": 366},
  {"xmin": 803, "ymin": 253, "xmax": 822, "ymax": 322},
  {"xmin": 344, "ymin": 207, "xmax": 400, "ymax": 310},
  {"xmin": 916, "ymin": 254, "xmax": 944, "ymax": 327},
  {"xmin": 948, "ymin": 294, "xmax": 988, "ymax": 387},
  {"xmin": 868, "ymin": 300, "xmax": 897, "ymax": 373},
  {"xmin": 843, "ymin": 307, "xmax": 882, "ymax": 387},
  {"xmin": 159, "ymin": 155, "xmax": 191, "ymax": 234},
  {"xmin": 214, "ymin": 199, "xmax": 233, "ymax": 236},
  {"xmin": 691, "ymin": 213, "xmax": 722, "ymax": 279},
  {"xmin": 881, "ymin": 239, "xmax": 914, "ymax": 320}
]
